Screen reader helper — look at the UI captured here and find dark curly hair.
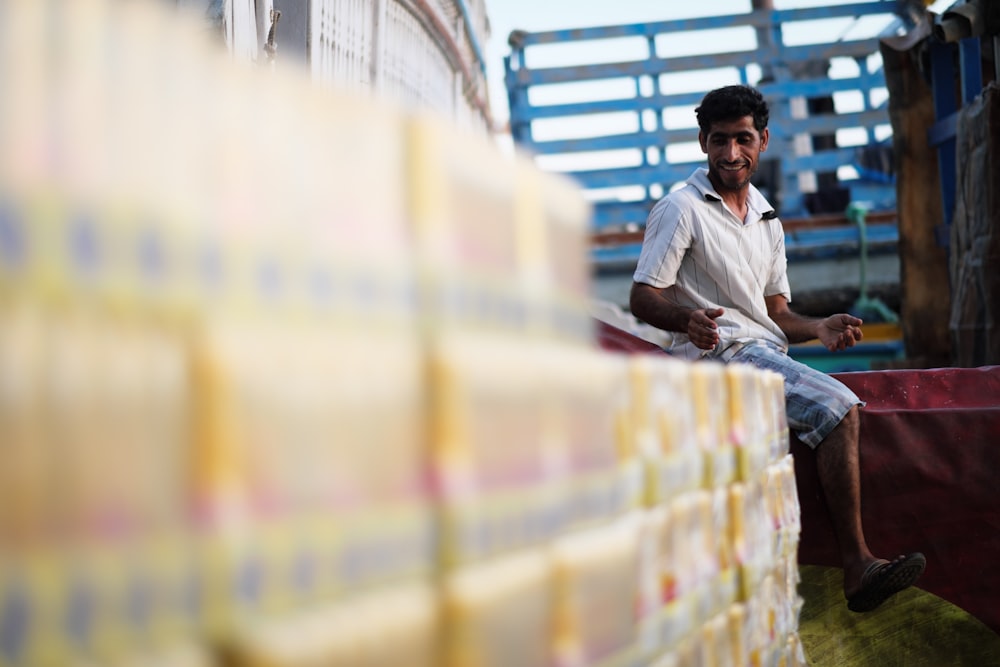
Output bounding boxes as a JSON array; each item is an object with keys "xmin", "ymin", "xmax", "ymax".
[{"xmin": 695, "ymin": 85, "xmax": 769, "ymax": 134}]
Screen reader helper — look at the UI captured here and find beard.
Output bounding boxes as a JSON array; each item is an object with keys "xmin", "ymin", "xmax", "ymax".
[{"xmin": 709, "ymin": 161, "xmax": 755, "ymax": 192}]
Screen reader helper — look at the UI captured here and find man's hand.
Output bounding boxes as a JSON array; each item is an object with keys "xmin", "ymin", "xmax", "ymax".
[
  {"xmin": 818, "ymin": 314, "xmax": 863, "ymax": 352},
  {"xmin": 689, "ymin": 307, "xmax": 725, "ymax": 350}
]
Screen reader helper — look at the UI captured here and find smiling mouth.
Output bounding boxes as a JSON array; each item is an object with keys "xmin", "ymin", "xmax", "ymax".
[{"xmin": 719, "ymin": 163, "xmax": 746, "ymax": 172}]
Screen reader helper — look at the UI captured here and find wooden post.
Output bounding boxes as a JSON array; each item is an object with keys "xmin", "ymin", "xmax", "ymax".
[{"xmin": 880, "ymin": 25, "xmax": 952, "ymax": 366}]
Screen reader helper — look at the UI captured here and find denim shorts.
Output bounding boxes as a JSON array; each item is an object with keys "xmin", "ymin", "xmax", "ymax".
[{"xmin": 724, "ymin": 340, "xmax": 863, "ymax": 448}]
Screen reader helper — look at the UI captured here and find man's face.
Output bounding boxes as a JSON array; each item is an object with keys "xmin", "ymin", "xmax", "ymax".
[{"xmin": 698, "ymin": 115, "xmax": 769, "ymax": 193}]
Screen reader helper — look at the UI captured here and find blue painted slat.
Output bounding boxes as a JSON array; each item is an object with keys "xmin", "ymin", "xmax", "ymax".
[
  {"xmin": 514, "ymin": 2, "xmax": 895, "ymax": 46},
  {"xmin": 782, "ymin": 147, "xmax": 872, "ymax": 173},
  {"xmin": 509, "ymin": 75, "xmax": 884, "ymax": 125},
  {"xmin": 927, "ymin": 112, "xmax": 958, "ymax": 147},
  {"xmin": 757, "ymin": 75, "xmax": 886, "ymax": 101},
  {"xmin": 525, "ymin": 113, "xmax": 887, "ymax": 156},
  {"xmin": 592, "ymin": 224, "xmax": 899, "ymax": 267},
  {"xmin": 560, "ymin": 157, "xmax": 893, "ymax": 210},
  {"xmin": 510, "ymin": 40, "xmax": 882, "ymax": 88},
  {"xmin": 929, "ymin": 39, "xmax": 957, "ymax": 235},
  {"xmin": 775, "ymin": 39, "xmax": 894, "ymax": 67},
  {"xmin": 527, "ymin": 129, "xmax": 698, "ymax": 155},
  {"xmin": 511, "ymin": 52, "xmax": 757, "ymax": 87},
  {"xmin": 592, "ymin": 208, "xmax": 651, "ymax": 230},
  {"xmin": 959, "ymin": 36, "xmax": 983, "ymax": 105},
  {"xmin": 508, "ymin": 92, "xmax": 713, "ymax": 121},
  {"xmin": 591, "ymin": 184, "xmax": 893, "ymax": 233},
  {"xmin": 593, "ymin": 200, "xmax": 655, "ymax": 215},
  {"xmin": 747, "ymin": 2, "xmax": 897, "ymax": 26},
  {"xmin": 759, "ymin": 109, "xmax": 888, "ymax": 139},
  {"xmin": 591, "ymin": 242, "xmax": 645, "ymax": 266},
  {"xmin": 591, "ymin": 223, "xmax": 899, "ymax": 268},
  {"xmin": 785, "ymin": 222, "xmax": 898, "ymax": 245},
  {"xmin": 846, "ymin": 182, "xmax": 897, "ymax": 206},
  {"xmin": 557, "ymin": 163, "xmax": 701, "ymax": 190}
]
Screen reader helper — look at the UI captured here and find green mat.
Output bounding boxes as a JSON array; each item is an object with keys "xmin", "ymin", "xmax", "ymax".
[{"xmin": 798, "ymin": 565, "xmax": 1000, "ymax": 667}]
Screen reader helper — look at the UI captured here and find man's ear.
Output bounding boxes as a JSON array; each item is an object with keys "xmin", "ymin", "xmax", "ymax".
[
  {"xmin": 760, "ymin": 127, "xmax": 769, "ymax": 152},
  {"xmin": 698, "ymin": 131, "xmax": 708, "ymax": 154}
]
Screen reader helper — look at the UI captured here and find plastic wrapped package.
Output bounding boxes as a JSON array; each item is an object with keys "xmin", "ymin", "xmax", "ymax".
[
  {"xmin": 42, "ymin": 313, "xmax": 191, "ymax": 543},
  {"xmin": 428, "ymin": 334, "xmax": 567, "ymax": 566},
  {"xmin": 689, "ymin": 363, "xmax": 735, "ymax": 489},
  {"xmin": 0, "ymin": 301, "xmax": 54, "ymax": 547},
  {"xmin": 657, "ymin": 490, "xmax": 717, "ymax": 646},
  {"xmin": 762, "ymin": 456, "xmax": 801, "ymax": 568},
  {"xmin": 728, "ymin": 481, "xmax": 772, "ymax": 604},
  {"xmin": 549, "ymin": 516, "xmax": 641, "ymax": 667},
  {"xmin": 441, "ymin": 549, "xmax": 553, "ymax": 667},
  {"xmin": 709, "ymin": 487, "xmax": 737, "ymax": 616},
  {"xmin": 635, "ymin": 507, "xmax": 667, "ymax": 661},
  {"xmin": 0, "ymin": 536, "xmax": 209, "ymax": 667},
  {"xmin": 764, "ymin": 371, "xmax": 789, "ymax": 465},
  {"xmin": 726, "ymin": 603, "xmax": 750, "ymax": 667},
  {"xmin": 726, "ymin": 364, "xmax": 770, "ymax": 483},
  {"xmin": 82, "ymin": 641, "xmax": 215, "ymax": 667},
  {"xmin": 740, "ymin": 594, "xmax": 769, "ymax": 667},
  {"xmin": 698, "ymin": 612, "xmax": 732, "ymax": 667},
  {"xmin": 627, "ymin": 356, "xmax": 702, "ymax": 508},
  {"xmin": 193, "ymin": 321, "xmax": 434, "ymax": 622},
  {"xmin": 511, "ymin": 156, "xmax": 595, "ymax": 345},
  {"xmin": 223, "ymin": 581, "xmax": 439, "ymax": 667},
  {"xmin": 0, "ymin": 0, "xmax": 47, "ymax": 198},
  {"xmin": 652, "ymin": 499, "xmax": 694, "ymax": 652},
  {"xmin": 690, "ymin": 491, "xmax": 719, "ymax": 628},
  {"xmin": 549, "ymin": 348, "xmax": 636, "ymax": 528},
  {"xmin": 406, "ymin": 114, "xmax": 524, "ymax": 337},
  {"xmin": 533, "ymin": 169, "xmax": 595, "ymax": 346}
]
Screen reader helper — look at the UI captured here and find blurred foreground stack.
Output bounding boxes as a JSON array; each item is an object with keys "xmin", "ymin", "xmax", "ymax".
[{"xmin": 0, "ymin": 2, "xmax": 804, "ymax": 666}]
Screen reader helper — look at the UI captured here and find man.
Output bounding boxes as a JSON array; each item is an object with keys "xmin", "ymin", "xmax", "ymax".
[{"xmin": 629, "ymin": 85, "xmax": 924, "ymax": 612}]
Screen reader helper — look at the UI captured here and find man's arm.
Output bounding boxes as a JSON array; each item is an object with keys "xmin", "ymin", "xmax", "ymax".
[
  {"xmin": 630, "ymin": 281, "xmax": 724, "ymax": 351},
  {"xmin": 765, "ymin": 294, "xmax": 864, "ymax": 351}
]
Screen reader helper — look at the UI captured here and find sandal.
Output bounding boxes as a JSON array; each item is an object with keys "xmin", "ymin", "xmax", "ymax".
[{"xmin": 847, "ymin": 552, "xmax": 926, "ymax": 613}]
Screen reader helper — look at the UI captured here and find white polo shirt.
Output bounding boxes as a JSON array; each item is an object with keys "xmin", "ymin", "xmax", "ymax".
[{"xmin": 632, "ymin": 167, "xmax": 791, "ymax": 360}]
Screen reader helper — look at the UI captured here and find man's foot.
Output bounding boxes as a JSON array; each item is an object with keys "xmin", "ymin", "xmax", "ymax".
[{"xmin": 845, "ymin": 552, "xmax": 926, "ymax": 613}]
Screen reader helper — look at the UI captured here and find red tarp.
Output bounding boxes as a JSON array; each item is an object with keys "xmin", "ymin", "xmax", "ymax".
[
  {"xmin": 595, "ymin": 320, "xmax": 665, "ymax": 355},
  {"xmin": 595, "ymin": 319, "xmax": 1000, "ymax": 632},
  {"xmin": 794, "ymin": 365, "xmax": 1000, "ymax": 634}
]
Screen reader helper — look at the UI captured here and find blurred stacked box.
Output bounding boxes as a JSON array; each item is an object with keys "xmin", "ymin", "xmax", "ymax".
[
  {"xmin": 0, "ymin": 2, "xmax": 804, "ymax": 666},
  {"xmin": 406, "ymin": 108, "xmax": 640, "ymax": 667},
  {"xmin": 627, "ymin": 354, "xmax": 804, "ymax": 667}
]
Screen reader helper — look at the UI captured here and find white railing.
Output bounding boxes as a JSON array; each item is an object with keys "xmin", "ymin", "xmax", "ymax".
[
  {"xmin": 307, "ymin": 0, "xmax": 492, "ymax": 128},
  {"xmin": 179, "ymin": 0, "xmax": 492, "ymax": 128}
]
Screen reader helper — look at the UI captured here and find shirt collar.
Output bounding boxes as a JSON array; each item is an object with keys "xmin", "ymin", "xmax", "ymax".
[{"xmin": 687, "ymin": 167, "xmax": 777, "ymax": 222}]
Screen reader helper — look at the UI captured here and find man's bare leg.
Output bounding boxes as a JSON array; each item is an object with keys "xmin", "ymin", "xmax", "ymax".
[{"xmin": 813, "ymin": 405, "xmax": 878, "ymax": 597}]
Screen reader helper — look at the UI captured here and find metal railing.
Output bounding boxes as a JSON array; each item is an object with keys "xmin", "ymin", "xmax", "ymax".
[{"xmin": 504, "ymin": 1, "xmax": 906, "ymax": 232}]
